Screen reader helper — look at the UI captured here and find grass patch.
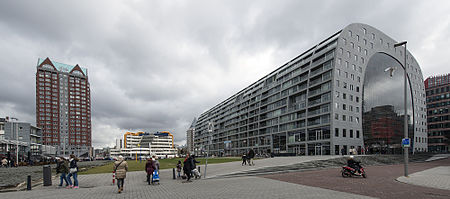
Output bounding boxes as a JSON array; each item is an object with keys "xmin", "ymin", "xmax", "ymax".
[{"xmin": 79, "ymin": 157, "xmax": 241, "ymax": 175}]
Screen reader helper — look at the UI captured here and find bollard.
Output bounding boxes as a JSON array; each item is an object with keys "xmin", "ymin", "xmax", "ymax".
[
  {"xmin": 173, "ymin": 168, "xmax": 176, "ymax": 179},
  {"xmin": 27, "ymin": 175, "xmax": 31, "ymax": 190},
  {"xmin": 43, "ymin": 165, "xmax": 52, "ymax": 186}
]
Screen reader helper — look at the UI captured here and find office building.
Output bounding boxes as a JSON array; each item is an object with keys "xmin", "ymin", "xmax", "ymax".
[
  {"xmin": 425, "ymin": 74, "xmax": 450, "ymax": 152},
  {"xmin": 194, "ymin": 23, "xmax": 426, "ymax": 156},
  {"xmin": 36, "ymin": 57, "xmax": 92, "ymax": 157}
]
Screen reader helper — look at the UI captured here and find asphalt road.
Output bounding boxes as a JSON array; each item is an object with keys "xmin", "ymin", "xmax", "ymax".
[{"xmin": 263, "ymin": 158, "xmax": 450, "ymax": 199}]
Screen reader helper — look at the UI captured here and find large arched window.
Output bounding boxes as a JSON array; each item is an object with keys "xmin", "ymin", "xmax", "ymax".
[{"xmin": 362, "ymin": 52, "xmax": 414, "ymax": 154}]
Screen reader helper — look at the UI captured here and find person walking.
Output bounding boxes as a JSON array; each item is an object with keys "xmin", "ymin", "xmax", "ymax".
[
  {"xmin": 190, "ymin": 155, "xmax": 201, "ymax": 179},
  {"xmin": 145, "ymin": 158, "xmax": 156, "ymax": 185},
  {"xmin": 247, "ymin": 148, "xmax": 255, "ymax": 166},
  {"xmin": 1, "ymin": 157, "xmax": 7, "ymax": 168},
  {"xmin": 183, "ymin": 154, "xmax": 193, "ymax": 182},
  {"xmin": 176, "ymin": 160, "xmax": 182, "ymax": 178},
  {"xmin": 113, "ymin": 156, "xmax": 128, "ymax": 193},
  {"xmin": 56, "ymin": 157, "xmax": 69, "ymax": 187},
  {"xmin": 67, "ymin": 154, "xmax": 79, "ymax": 189},
  {"xmin": 241, "ymin": 153, "xmax": 247, "ymax": 166}
]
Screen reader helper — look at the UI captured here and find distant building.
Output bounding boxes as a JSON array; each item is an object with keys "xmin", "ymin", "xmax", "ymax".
[
  {"xmin": 186, "ymin": 118, "xmax": 196, "ymax": 154},
  {"xmin": 36, "ymin": 57, "xmax": 92, "ymax": 157},
  {"xmin": 110, "ymin": 131, "xmax": 177, "ymax": 158},
  {"xmin": 0, "ymin": 117, "xmax": 48, "ymax": 160},
  {"xmin": 425, "ymin": 74, "xmax": 450, "ymax": 153}
]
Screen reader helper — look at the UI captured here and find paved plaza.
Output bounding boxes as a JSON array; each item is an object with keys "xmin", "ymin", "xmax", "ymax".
[{"xmin": 0, "ymin": 155, "xmax": 449, "ymax": 199}]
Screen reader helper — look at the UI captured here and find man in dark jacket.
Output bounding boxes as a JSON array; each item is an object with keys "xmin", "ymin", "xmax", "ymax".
[
  {"xmin": 247, "ymin": 149, "xmax": 255, "ymax": 166},
  {"xmin": 183, "ymin": 154, "xmax": 193, "ymax": 182}
]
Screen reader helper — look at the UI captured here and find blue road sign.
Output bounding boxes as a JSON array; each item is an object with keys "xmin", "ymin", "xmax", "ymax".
[{"xmin": 402, "ymin": 138, "xmax": 410, "ymax": 148}]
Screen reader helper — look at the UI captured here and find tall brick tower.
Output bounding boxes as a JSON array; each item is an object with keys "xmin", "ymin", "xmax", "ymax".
[{"xmin": 36, "ymin": 57, "xmax": 91, "ymax": 157}]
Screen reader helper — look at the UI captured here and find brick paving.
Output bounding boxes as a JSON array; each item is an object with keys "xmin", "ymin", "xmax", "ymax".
[
  {"xmin": 0, "ymin": 155, "xmax": 375, "ymax": 199},
  {"xmin": 264, "ymin": 158, "xmax": 450, "ymax": 199}
]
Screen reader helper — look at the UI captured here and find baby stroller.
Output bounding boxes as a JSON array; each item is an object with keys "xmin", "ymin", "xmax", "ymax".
[
  {"xmin": 152, "ymin": 169, "xmax": 160, "ymax": 185},
  {"xmin": 192, "ymin": 168, "xmax": 201, "ymax": 179}
]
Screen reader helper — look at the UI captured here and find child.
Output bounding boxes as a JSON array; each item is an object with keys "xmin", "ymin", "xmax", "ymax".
[
  {"xmin": 242, "ymin": 153, "xmax": 247, "ymax": 166},
  {"xmin": 176, "ymin": 160, "xmax": 182, "ymax": 178}
]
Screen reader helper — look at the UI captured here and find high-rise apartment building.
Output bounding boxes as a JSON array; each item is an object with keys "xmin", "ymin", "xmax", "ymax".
[
  {"xmin": 425, "ymin": 74, "xmax": 450, "ymax": 152},
  {"xmin": 186, "ymin": 118, "xmax": 196, "ymax": 154},
  {"xmin": 194, "ymin": 23, "xmax": 427, "ymax": 156},
  {"xmin": 36, "ymin": 57, "xmax": 91, "ymax": 156}
]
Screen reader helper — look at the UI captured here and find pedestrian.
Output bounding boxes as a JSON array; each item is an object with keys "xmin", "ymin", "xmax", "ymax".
[
  {"xmin": 56, "ymin": 157, "xmax": 69, "ymax": 187},
  {"xmin": 1, "ymin": 157, "xmax": 7, "ymax": 168},
  {"xmin": 247, "ymin": 148, "xmax": 255, "ymax": 166},
  {"xmin": 341, "ymin": 147, "xmax": 345, "ymax": 156},
  {"xmin": 176, "ymin": 160, "xmax": 182, "ymax": 178},
  {"xmin": 241, "ymin": 153, "xmax": 247, "ymax": 166},
  {"xmin": 113, "ymin": 155, "xmax": 128, "ymax": 193},
  {"xmin": 183, "ymin": 154, "xmax": 193, "ymax": 182},
  {"xmin": 152, "ymin": 155, "xmax": 160, "ymax": 170},
  {"xmin": 67, "ymin": 154, "xmax": 79, "ymax": 189},
  {"xmin": 190, "ymin": 155, "xmax": 200, "ymax": 179},
  {"xmin": 145, "ymin": 158, "xmax": 156, "ymax": 185}
]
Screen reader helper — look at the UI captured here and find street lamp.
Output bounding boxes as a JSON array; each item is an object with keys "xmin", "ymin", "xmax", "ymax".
[
  {"xmin": 11, "ymin": 117, "xmax": 19, "ymax": 165},
  {"xmin": 393, "ymin": 41, "xmax": 409, "ymax": 177},
  {"xmin": 204, "ymin": 121, "xmax": 213, "ymax": 179}
]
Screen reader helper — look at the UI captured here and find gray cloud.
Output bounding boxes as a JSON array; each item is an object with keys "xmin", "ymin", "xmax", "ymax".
[{"xmin": 0, "ymin": 0, "xmax": 449, "ymax": 148}]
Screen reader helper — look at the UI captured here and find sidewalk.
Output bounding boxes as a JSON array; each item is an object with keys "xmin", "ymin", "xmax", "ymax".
[{"xmin": 397, "ymin": 166, "xmax": 450, "ymax": 190}]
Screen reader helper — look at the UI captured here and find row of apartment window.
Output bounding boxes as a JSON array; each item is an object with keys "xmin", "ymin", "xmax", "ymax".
[
  {"xmin": 428, "ymin": 115, "xmax": 450, "ymax": 122},
  {"xmin": 427, "ymin": 101, "xmax": 450, "ymax": 109},
  {"xmin": 334, "ymin": 113, "xmax": 360, "ymax": 123},
  {"xmin": 428, "ymin": 122, "xmax": 450, "ymax": 129},
  {"xmin": 334, "ymin": 128, "xmax": 360, "ymax": 138},
  {"xmin": 428, "ymin": 108, "xmax": 449, "ymax": 116},
  {"xmin": 426, "ymin": 86, "xmax": 450, "ymax": 96},
  {"xmin": 414, "ymin": 136, "xmax": 427, "ymax": 143},
  {"xmin": 427, "ymin": 93, "xmax": 450, "ymax": 103}
]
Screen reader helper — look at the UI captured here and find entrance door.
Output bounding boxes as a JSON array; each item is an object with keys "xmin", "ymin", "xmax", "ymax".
[{"xmin": 315, "ymin": 145, "xmax": 322, "ymax": 155}]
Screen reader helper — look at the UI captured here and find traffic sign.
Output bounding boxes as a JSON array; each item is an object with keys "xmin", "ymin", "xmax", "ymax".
[{"xmin": 402, "ymin": 138, "xmax": 410, "ymax": 148}]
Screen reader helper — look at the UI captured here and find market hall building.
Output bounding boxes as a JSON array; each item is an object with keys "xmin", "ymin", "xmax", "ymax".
[{"xmin": 193, "ymin": 23, "xmax": 427, "ymax": 156}]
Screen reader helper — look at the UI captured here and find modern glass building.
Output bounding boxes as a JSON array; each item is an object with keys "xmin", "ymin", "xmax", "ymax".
[{"xmin": 193, "ymin": 23, "xmax": 427, "ymax": 156}]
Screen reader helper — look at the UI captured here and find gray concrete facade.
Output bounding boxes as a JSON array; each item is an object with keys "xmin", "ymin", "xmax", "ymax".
[{"xmin": 193, "ymin": 23, "xmax": 426, "ymax": 157}]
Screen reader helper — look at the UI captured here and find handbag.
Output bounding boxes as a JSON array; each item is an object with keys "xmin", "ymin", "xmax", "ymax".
[{"xmin": 69, "ymin": 167, "xmax": 78, "ymax": 174}]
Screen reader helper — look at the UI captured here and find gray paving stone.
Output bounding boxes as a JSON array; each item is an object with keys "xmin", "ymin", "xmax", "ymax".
[{"xmin": 397, "ymin": 166, "xmax": 450, "ymax": 190}]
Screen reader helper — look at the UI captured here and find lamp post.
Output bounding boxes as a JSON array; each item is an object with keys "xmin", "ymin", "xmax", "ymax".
[
  {"xmin": 11, "ymin": 117, "xmax": 19, "ymax": 165},
  {"xmin": 204, "ymin": 122, "xmax": 213, "ymax": 179},
  {"xmin": 394, "ymin": 41, "xmax": 409, "ymax": 177}
]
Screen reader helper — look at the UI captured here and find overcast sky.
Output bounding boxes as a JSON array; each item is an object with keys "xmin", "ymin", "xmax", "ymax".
[{"xmin": 0, "ymin": 0, "xmax": 449, "ymax": 148}]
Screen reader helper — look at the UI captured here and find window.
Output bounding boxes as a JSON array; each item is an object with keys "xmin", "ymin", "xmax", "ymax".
[
  {"xmin": 335, "ymin": 114, "xmax": 339, "ymax": 120},
  {"xmin": 342, "ymin": 115, "xmax": 346, "ymax": 121},
  {"xmin": 335, "ymin": 128, "xmax": 339, "ymax": 137},
  {"xmin": 342, "ymin": 38, "xmax": 347, "ymax": 45},
  {"xmin": 343, "ymin": 93, "xmax": 347, "ymax": 99},
  {"xmin": 343, "ymin": 129, "xmax": 347, "ymax": 137},
  {"xmin": 343, "ymin": 104, "xmax": 347, "ymax": 110},
  {"xmin": 350, "ymin": 130, "xmax": 354, "ymax": 138},
  {"xmin": 362, "ymin": 28, "xmax": 367, "ymax": 35},
  {"xmin": 356, "ymin": 130, "xmax": 360, "ymax": 138},
  {"xmin": 348, "ymin": 30, "xmax": 352, "ymax": 37},
  {"xmin": 356, "ymin": 97, "xmax": 359, "ymax": 102},
  {"xmin": 371, "ymin": 33, "xmax": 375, "ymax": 40},
  {"xmin": 356, "ymin": 86, "xmax": 360, "ymax": 92}
]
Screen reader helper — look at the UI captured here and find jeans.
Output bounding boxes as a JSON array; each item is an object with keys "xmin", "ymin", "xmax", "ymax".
[
  {"xmin": 117, "ymin": 178, "xmax": 124, "ymax": 189},
  {"xmin": 59, "ymin": 172, "xmax": 69, "ymax": 186},
  {"xmin": 67, "ymin": 172, "xmax": 78, "ymax": 186}
]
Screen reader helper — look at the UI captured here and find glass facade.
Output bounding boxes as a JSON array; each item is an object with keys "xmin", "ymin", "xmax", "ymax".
[{"xmin": 362, "ymin": 52, "xmax": 414, "ymax": 154}]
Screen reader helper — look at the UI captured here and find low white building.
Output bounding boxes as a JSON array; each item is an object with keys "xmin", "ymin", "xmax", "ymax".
[{"xmin": 111, "ymin": 132, "xmax": 177, "ymax": 159}]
